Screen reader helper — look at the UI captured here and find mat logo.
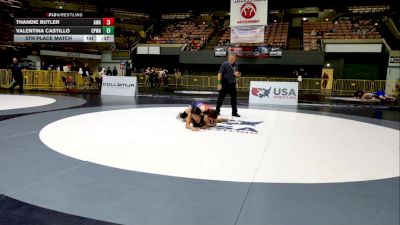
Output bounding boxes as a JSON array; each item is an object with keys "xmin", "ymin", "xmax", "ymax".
[
  {"xmin": 212, "ymin": 120, "xmax": 263, "ymax": 134},
  {"xmin": 251, "ymin": 87, "xmax": 271, "ymax": 98}
]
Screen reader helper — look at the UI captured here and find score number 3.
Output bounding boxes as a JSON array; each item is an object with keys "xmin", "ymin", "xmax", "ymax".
[{"xmin": 102, "ymin": 18, "xmax": 115, "ymax": 26}]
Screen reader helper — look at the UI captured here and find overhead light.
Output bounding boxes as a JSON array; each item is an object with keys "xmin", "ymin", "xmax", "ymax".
[
  {"xmin": 325, "ymin": 18, "xmax": 329, "ymax": 21},
  {"xmin": 273, "ymin": 20, "xmax": 277, "ymax": 23},
  {"xmin": 326, "ymin": 63, "xmax": 331, "ymax": 67},
  {"xmin": 302, "ymin": 17, "xmax": 308, "ymax": 21}
]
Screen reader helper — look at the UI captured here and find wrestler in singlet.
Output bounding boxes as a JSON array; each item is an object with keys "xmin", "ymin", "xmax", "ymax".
[
  {"xmin": 191, "ymin": 114, "xmax": 206, "ymax": 128},
  {"xmin": 179, "ymin": 102, "xmax": 211, "ymax": 119}
]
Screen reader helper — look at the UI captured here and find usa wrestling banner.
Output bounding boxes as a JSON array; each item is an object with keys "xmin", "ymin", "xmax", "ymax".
[
  {"xmin": 249, "ymin": 81, "xmax": 298, "ymax": 106},
  {"xmin": 230, "ymin": 0, "xmax": 268, "ymax": 27},
  {"xmin": 231, "ymin": 26, "xmax": 264, "ymax": 44}
]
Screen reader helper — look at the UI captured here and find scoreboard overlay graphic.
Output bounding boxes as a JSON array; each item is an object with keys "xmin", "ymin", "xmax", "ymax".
[{"xmin": 14, "ymin": 15, "xmax": 115, "ymax": 43}]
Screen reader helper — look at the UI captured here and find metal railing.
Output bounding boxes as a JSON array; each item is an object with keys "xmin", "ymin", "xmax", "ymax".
[
  {"xmin": 334, "ymin": 79, "xmax": 374, "ymax": 94},
  {"xmin": 0, "ymin": 69, "xmax": 398, "ymax": 96}
]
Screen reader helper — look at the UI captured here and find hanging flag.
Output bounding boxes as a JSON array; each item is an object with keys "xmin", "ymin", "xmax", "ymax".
[{"xmin": 231, "ymin": 26, "xmax": 264, "ymax": 44}]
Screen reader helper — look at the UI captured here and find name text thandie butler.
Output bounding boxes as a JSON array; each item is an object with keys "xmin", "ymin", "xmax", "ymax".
[{"xmin": 15, "ymin": 19, "xmax": 61, "ymax": 25}]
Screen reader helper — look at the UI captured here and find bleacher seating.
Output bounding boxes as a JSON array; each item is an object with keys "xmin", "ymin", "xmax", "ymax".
[
  {"xmin": 303, "ymin": 19, "xmax": 381, "ymax": 51},
  {"xmin": 0, "ymin": 0, "xmax": 25, "ymax": 9},
  {"xmin": 148, "ymin": 20, "xmax": 214, "ymax": 50},
  {"xmin": 218, "ymin": 22, "xmax": 289, "ymax": 48}
]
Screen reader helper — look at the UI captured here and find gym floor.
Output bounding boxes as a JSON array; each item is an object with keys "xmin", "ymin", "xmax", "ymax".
[{"xmin": 0, "ymin": 90, "xmax": 399, "ymax": 225}]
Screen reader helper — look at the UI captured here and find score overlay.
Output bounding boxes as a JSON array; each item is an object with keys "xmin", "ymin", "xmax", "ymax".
[{"xmin": 14, "ymin": 17, "xmax": 115, "ymax": 43}]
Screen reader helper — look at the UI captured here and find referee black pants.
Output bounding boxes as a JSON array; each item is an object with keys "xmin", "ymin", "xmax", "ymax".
[
  {"xmin": 216, "ymin": 82, "xmax": 237, "ymax": 114},
  {"xmin": 10, "ymin": 76, "xmax": 23, "ymax": 93}
]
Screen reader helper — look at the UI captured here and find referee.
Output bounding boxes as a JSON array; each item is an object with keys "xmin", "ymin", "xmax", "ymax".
[{"xmin": 216, "ymin": 53, "xmax": 241, "ymax": 117}]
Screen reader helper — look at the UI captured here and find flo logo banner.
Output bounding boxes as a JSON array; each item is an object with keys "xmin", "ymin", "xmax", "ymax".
[
  {"xmin": 210, "ymin": 120, "xmax": 263, "ymax": 135},
  {"xmin": 249, "ymin": 81, "xmax": 298, "ymax": 105}
]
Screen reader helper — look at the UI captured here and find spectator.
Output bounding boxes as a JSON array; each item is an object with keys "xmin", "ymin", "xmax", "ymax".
[
  {"xmin": 82, "ymin": 63, "xmax": 90, "ymax": 77},
  {"xmin": 294, "ymin": 70, "xmax": 300, "ymax": 82},
  {"xmin": 106, "ymin": 67, "xmax": 112, "ymax": 75},
  {"xmin": 162, "ymin": 68, "xmax": 168, "ymax": 86},
  {"xmin": 125, "ymin": 65, "xmax": 132, "ymax": 76},
  {"xmin": 175, "ymin": 69, "xmax": 182, "ymax": 86},
  {"xmin": 81, "ymin": 63, "xmax": 91, "ymax": 87},
  {"xmin": 153, "ymin": 68, "xmax": 160, "ymax": 86},
  {"xmin": 311, "ymin": 29, "xmax": 317, "ymax": 36},
  {"xmin": 322, "ymin": 72, "xmax": 329, "ymax": 89},
  {"xmin": 98, "ymin": 68, "xmax": 106, "ymax": 84},
  {"xmin": 149, "ymin": 67, "xmax": 155, "ymax": 87},
  {"xmin": 158, "ymin": 68, "xmax": 164, "ymax": 86},
  {"xmin": 8, "ymin": 57, "xmax": 24, "ymax": 93},
  {"xmin": 112, "ymin": 66, "xmax": 118, "ymax": 76},
  {"xmin": 145, "ymin": 67, "xmax": 151, "ymax": 86},
  {"xmin": 41, "ymin": 61, "xmax": 46, "ymax": 70},
  {"xmin": 299, "ymin": 68, "xmax": 306, "ymax": 78}
]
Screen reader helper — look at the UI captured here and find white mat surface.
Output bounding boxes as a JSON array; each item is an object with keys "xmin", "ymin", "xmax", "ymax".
[
  {"xmin": 0, "ymin": 95, "xmax": 56, "ymax": 110},
  {"xmin": 39, "ymin": 107, "xmax": 399, "ymax": 183}
]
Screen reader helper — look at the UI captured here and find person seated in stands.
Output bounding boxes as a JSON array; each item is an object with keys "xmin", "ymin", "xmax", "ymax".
[{"xmin": 311, "ymin": 29, "xmax": 317, "ymax": 36}]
